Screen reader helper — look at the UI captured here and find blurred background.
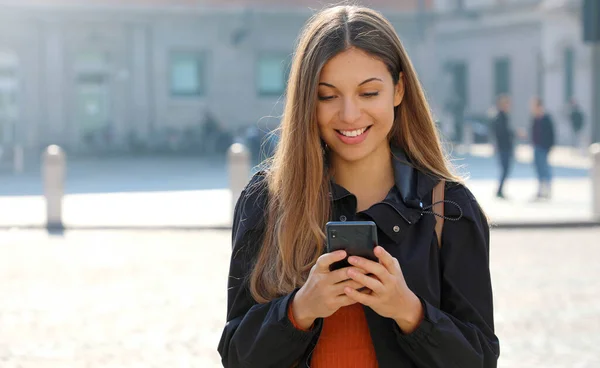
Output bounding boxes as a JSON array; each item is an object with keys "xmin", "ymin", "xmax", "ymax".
[{"xmin": 0, "ymin": 0, "xmax": 599, "ymax": 367}]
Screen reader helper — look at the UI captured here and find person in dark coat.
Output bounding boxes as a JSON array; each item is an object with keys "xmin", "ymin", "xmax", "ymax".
[
  {"xmin": 492, "ymin": 95, "xmax": 514, "ymax": 198},
  {"xmin": 530, "ymin": 97, "xmax": 555, "ymax": 199},
  {"xmin": 569, "ymin": 98, "xmax": 585, "ymax": 149},
  {"xmin": 218, "ymin": 5, "xmax": 499, "ymax": 367},
  {"xmin": 201, "ymin": 111, "xmax": 220, "ymax": 156}
]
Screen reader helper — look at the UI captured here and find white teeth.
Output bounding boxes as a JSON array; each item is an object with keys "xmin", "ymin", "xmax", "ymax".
[{"xmin": 339, "ymin": 127, "xmax": 367, "ymax": 137}]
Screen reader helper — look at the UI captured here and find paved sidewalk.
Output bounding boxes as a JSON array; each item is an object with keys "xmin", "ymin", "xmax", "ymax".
[
  {"xmin": 0, "ymin": 176, "xmax": 594, "ymax": 229},
  {"xmin": 1, "ymin": 228, "xmax": 599, "ymax": 367}
]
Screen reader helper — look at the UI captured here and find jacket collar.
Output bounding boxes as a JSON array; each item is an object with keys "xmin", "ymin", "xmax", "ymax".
[
  {"xmin": 390, "ymin": 144, "xmax": 439, "ymax": 209},
  {"xmin": 329, "ymin": 144, "xmax": 441, "ymax": 221}
]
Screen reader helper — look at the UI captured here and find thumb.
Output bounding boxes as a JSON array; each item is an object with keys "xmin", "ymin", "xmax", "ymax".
[{"xmin": 316, "ymin": 250, "xmax": 347, "ymax": 273}]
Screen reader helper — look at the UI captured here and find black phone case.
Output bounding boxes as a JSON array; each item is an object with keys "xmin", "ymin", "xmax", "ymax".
[{"xmin": 326, "ymin": 221, "xmax": 378, "ymax": 271}]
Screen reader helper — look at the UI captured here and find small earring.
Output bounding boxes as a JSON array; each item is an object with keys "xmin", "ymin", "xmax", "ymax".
[{"xmin": 320, "ymin": 139, "xmax": 328, "ymax": 151}]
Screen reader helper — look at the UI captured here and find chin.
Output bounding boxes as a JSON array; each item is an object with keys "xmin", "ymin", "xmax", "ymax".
[{"xmin": 329, "ymin": 144, "xmax": 378, "ymax": 163}]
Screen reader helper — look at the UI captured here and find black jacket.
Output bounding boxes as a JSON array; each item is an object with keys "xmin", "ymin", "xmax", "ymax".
[
  {"xmin": 492, "ymin": 111, "xmax": 514, "ymax": 151},
  {"xmin": 570, "ymin": 108, "xmax": 584, "ymax": 132},
  {"xmin": 531, "ymin": 114, "xmax": 555, "ymax": 150},
  {"xmin": 218, "ymin": 147, "xmax": 500, "ymax": 368}
]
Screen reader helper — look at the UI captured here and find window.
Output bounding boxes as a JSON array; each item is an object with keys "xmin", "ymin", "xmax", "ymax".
[
  {"xmin": 493, "ymin": 57, "xmax": 511, "ymax": 98},
  {"xmin": 564, "ymin": 47, "xmax": 574, "ymax": 102},
  {"xmin": 74, "ymin": 51, "xmax": 111, "ymax": 136},
  {"xmin": 170, "ymin": 51, "xmax": 206, "ymax": 97},
  {"xmin": 76, "ymin": 51, "xmax": 109, "ymax": 73},
  {"xmin": 257, "ymin": 53, "xmax": 291, "ymax": 96},
  {"xmin": 0, "ymin": 51, "xmax": 19, "ymax": 144}
]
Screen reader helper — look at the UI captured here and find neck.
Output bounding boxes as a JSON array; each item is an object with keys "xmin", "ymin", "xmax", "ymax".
[{"xmin": 330, "ymin": 144, "xmax": 395, "ymax": 211}]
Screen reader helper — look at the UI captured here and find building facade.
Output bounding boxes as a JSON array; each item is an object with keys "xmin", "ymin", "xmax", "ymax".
[
  {"xmin": 0, "ymin": 0, "xmax": 432, "ymax": 155},
  {"xmin": 432, "ymin": 0, "xmax": 593, "ymax": 145},
  {"xmin": 0, "ymin": 0, "xmax": 593, "ymax": 157}
]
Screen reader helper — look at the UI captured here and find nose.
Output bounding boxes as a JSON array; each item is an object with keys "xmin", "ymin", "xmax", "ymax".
[{"xmin": 339, "ymin": 97, "xmax": 361, "ymax": 124}]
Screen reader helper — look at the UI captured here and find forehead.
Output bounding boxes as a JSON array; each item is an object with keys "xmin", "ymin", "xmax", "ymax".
[{"xmin": 319, "ymin": 47, "xmax": 390, "ymax": 83}]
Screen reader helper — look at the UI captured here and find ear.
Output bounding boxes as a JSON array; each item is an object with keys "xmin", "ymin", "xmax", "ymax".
[{"xmin": 394, "ymin": 72, "xmax": 405, "ymax": 107}]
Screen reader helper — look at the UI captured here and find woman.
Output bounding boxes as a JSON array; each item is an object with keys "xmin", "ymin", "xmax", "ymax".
[{"xmin": 218, "ymin": 5, "xmax": 499, "ymax": 368}]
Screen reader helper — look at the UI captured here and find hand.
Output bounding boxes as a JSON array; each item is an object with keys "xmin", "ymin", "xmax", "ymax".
[
  {"xmin": 292, "ymin": 250, "xmax": 370, "ymax": 330},
  {"xmin": 343, "ymin": 246, "xmax": 424, "ymax": 334}
]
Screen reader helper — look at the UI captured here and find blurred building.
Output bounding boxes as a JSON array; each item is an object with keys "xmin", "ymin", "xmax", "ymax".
[
  {"xmin": 0, "ymin": 0, "xmax": 433, "ymax": 154},
  {"xmin": 434, "ymin": 0, "xmax": 592, "ymax": 144},
  {"xmin": 0, "ymin": 0, "xmax": 592, "ymax": 155}
]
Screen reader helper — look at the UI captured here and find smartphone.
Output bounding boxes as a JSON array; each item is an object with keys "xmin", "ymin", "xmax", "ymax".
[{"xmin": 326, "ymin": 221, "xmax": 378, "ymax": 271}]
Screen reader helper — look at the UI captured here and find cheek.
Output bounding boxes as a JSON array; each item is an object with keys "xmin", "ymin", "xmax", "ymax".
[
  {"xmin": 370, "ymin": 98, "xmax": 396, "ymax": 128},
  {"xmin": 316, "ymin": 103, "xmax": 336, "ymax": 130}
]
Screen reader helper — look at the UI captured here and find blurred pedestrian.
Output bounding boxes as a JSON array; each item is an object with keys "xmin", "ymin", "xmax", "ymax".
[
  {"xmin": 569, "ymin": 98, "xmax": 585, "ymax": 149},
  {"xmin": 201, "ymin": 111, "xmax": 219, "ymax": 156},
  {"xmin": 218, "ymin": 5, "xmax": 498, "ymax": 368},
  {"xmin": 491, "ymin": 95, "xmax": 514, "ymax": 199},
  {"xmin": 445, "ymin": 94, "xmax": 466, "ymax": 144},
  {"xmin": 530, "ymin": 97, "xmax": 555, "ymax": 200}
]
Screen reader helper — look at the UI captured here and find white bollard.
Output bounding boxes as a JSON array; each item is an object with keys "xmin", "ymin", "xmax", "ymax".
[
  {"xmin": 42, "ymin": 145, "xmax": 66, "ymax": 229},
  {"xmin": 13, "ymin": 144, "xmax": 23, "ymax": 174},
  {"xmin": 591, "ymin": 143, "xmax": 600, "ymax": 221},
  {"xmin": 228, "ymin": 143, "xmax": 251, "ymax": 217}
]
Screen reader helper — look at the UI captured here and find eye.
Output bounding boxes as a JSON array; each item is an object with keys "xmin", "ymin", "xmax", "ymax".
[
  {"xmin": 318, "ymin": 95, "xmax": 336, "ymax": 101},
  {"xmin": 362, "ymin": 92, "xmax": 379, "ymax": 98}
]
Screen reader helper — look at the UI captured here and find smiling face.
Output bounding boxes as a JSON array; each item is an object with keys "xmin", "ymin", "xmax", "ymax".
[{"xmin": 317, "ymin": 47, "xmax": 404, "ymax": 164}]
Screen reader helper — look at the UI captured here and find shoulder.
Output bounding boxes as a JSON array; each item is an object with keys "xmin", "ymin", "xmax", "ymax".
[
  {"xmin": 443, "ymin": 181, "xmax": 488, "ymax": 227},
  {"xmin": 232, "ymin": 171, "xmax": 270, "ymax": 249}
]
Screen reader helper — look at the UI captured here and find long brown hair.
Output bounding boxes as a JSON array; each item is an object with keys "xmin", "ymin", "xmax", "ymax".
[{"xmin": 250, "ymin": 4, "xmax": 461, "ymax": 303}]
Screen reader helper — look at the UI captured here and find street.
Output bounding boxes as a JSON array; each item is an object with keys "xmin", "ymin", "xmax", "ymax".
[{"xmin": 0, "ymin": 228, "xmax": 598, "ymax": 367}]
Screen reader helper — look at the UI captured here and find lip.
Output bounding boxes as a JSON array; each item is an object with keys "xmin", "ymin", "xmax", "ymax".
[{"xmin": 334, "ymin": 126, "xmax": 372, "ymax": 145}]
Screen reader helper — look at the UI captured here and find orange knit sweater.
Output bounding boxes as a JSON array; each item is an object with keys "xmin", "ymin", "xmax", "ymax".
[{"xmin": 288, "ymin": 302, "xmax": 378, "ymax": 367}]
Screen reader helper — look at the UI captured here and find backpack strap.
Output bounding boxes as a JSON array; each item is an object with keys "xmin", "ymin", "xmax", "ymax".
[{"xmin": 432, "ymin": 179, "xmax": 445, "ymax": 248}]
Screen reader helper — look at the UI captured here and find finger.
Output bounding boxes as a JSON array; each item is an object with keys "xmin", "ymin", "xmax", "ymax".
[
  {"xmin": 332, "ymin": 279, "xmax": 366, "ymax": 295},
  {"xmin": 344, "ymin": 285, "xmax": 376, "ymax": 306},
  {"xmin": 329, "ymin": 266, "xmax": 368, "ymax": 284},
  {"xmin": 358, "ymin": 287, "xmax": 373, "ymax": 295},
  {"xmin": 374, "ymin": 246, "xmax": 401, "ymax": 276},
  {"xmin": 347, "ymin": 255, "xmax": 390, "ymax": 282},
  {"xmin": 346, "ymin": 267, "xmax": 385, "ymax": 294},
  {"xmin": 315, "ymin": 250, "xmax": 347, "ymax": 273}
]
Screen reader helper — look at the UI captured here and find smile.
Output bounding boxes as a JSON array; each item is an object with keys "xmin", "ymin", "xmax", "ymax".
[
  {"xmin": 334, "ymin": 125, "xmax": 373, "ymax": 145},
  {"xmin": 335, "ymin": 126, "xmax": 372, "ymax": 137}
]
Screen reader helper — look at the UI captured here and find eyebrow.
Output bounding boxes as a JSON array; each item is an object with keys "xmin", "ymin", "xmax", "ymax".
[{"xmin": 318, "ymin": 77, "xmax": 383, "ymax": 88}]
